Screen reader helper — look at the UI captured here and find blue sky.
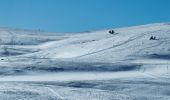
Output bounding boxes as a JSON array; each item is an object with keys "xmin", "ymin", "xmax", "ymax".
[{"xmin": 0, "ymin": 0, "xmax": 170, "ymax": 33}]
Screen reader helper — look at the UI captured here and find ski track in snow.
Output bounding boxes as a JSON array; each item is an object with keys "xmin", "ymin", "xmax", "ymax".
[{"xmin": 45, "ymin": 87, "xmax": 65, "ymax": 100}]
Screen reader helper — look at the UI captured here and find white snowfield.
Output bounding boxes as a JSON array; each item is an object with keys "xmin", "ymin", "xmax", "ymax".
[{"xmin": 1, "ymin": 23, "xmax": 170, "ymax": 100}]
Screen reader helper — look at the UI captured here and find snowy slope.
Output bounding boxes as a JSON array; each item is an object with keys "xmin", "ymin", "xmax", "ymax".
[
  {"xmin": 17, "ymin": 23, "xmax": 170, "ymax": 62},
  {"xmin": 1, "ymin": 23, "xmax": 170, "ymax": 100},
  {"xmin": 0, "ymin": 22, "xmax": 170, "ymax": 76}
]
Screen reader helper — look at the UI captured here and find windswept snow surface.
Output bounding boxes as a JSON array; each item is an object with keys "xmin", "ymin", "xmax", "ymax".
[{"xmin": 1, "ymin": 23, "xmax": 170, "ymax": 99}]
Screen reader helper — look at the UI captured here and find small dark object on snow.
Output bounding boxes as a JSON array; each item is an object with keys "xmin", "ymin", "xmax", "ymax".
[
  {"xmin": 150, "ymin": 36, "xmax": 157, "ymax": 40},
  {"xmin": 1, "ymin": 59, "xmax": 4, "ymax": 60},
  {"xmin": 109, "ymin": 30, "xmax": 115, "ymax": 34}
]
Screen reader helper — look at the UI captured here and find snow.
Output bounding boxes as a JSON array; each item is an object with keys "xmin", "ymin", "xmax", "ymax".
[
  {"xmin": 1, "ymin": 23, "xmax": 170, "ymax": 99},
  {"xmin": 0, "ymin": 71, "xmax": 143, "ymax": 81}
]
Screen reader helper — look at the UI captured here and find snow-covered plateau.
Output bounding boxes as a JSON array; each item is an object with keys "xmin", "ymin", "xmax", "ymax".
[{"xmin": 1, "ymin": 23, "xmax": 170, "ymax": 100}]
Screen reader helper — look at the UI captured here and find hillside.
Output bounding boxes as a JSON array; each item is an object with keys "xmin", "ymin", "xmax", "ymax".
[{"xmin": 1, "ymin": 23, "xmax": 170, "ymax": 100}]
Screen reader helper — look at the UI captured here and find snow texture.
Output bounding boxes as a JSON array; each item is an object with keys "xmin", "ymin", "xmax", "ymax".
[{"xmin": 1, "ymin": 23, "xmax": 170, "ymax": 100}]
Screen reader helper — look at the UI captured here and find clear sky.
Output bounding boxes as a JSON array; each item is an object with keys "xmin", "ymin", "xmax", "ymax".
[{"xmin": 0, "ymin": 0, "xmax": 170, "ymax": 33}]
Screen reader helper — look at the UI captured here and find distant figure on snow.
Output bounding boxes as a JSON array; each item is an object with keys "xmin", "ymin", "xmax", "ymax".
[
  {"xmin": 109, "ymin": 30, "xmax": 115, "ymax": 34},
  {"xmin": 150, "ymin": 36, "xmax": 157, "ymax": 40}
]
